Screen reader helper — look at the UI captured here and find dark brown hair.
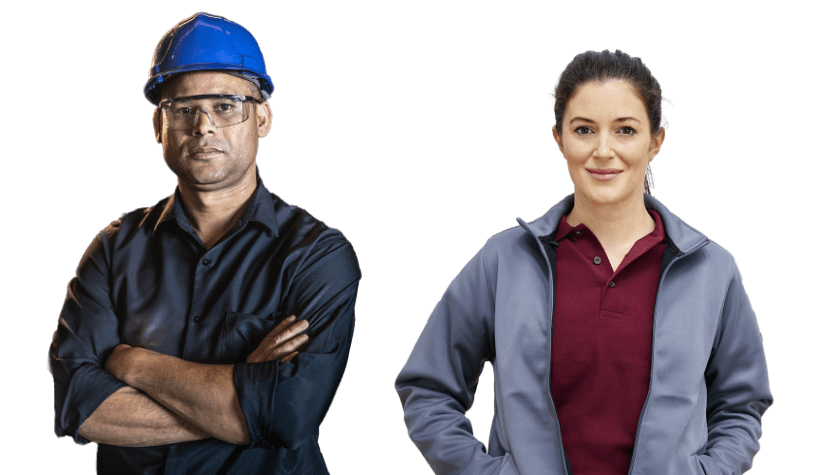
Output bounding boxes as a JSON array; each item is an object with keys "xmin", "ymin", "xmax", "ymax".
[{"xmin": 553, "ymin": 50, "xmax": 663, "ymax": 194}]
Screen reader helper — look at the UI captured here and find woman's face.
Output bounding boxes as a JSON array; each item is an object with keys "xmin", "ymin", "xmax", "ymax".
[{"xmin": 553, "ymin": 80, "xmax": 664, "ymax": 209}]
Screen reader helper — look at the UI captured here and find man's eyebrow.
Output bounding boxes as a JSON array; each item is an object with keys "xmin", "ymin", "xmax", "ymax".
[{"xmin": 571, "ymin": 117, "xmax": 639, "ymax": 124}]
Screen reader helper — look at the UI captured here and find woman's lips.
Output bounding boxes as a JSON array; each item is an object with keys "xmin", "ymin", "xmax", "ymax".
[{"xmin": 587, "ymin": 168, "xmax": 622, "ymax": 181}]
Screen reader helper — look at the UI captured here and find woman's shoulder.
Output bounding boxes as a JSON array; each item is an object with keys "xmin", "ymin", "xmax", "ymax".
[{"xmin": 473, "ymin": 222, "xmax": 552, "ymax": 275}]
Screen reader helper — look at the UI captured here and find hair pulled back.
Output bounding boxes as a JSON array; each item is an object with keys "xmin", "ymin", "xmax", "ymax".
[{"xmin": 553, "ymin": 50, "xmax": 663, "ymax": 194}]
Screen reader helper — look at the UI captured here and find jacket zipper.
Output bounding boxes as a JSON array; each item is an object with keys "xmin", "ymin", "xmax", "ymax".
[
  {"xmin": 628, "ymin": 251, "xmax": 702, "ymax": 475},
  {"xmin": 533, "ymin": 236, "xmax": 570, "ymax": 475}
]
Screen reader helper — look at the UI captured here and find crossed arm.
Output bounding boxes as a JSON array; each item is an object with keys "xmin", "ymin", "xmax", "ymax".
[{"xmin": 78, "ymin": 316, "xmax": 309, "ymax": 446}]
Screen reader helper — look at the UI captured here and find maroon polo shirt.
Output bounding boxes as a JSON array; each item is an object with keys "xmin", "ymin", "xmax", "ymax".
[{"xmin": 550, "ymin": 210, "xmax": 666, "ymax": 475}]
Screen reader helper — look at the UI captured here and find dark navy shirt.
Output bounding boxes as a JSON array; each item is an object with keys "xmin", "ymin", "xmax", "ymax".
[{"xmin": 50, "ymin": 176, "xmax": 361, "ymax": 474}]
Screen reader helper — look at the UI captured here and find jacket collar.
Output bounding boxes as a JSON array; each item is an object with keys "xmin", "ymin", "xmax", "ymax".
[
  {"xmin": 517, "ymin": 194, "xmax": 708, "ymax": 257},
  {"xmin": 153, "ymin": 171, "xmax": 279, "ymax": 237}
]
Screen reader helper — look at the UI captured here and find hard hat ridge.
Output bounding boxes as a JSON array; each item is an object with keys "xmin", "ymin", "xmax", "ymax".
[{"xmin": 144, "ymin": 12, "xmax": 274, "ymax": 105}]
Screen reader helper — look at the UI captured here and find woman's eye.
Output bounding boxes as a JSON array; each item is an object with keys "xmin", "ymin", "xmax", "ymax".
[
  {"xmin": 618, "ymin": 126, "xmax": 637, "ymax": 135},
  {"xmin": 574, "ymin": 126, "xmax": 593, "ymax": 135}
]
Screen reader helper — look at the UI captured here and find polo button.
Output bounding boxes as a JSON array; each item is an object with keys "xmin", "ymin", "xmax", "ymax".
[
  {"xmin": 594, "ymin": 256, "xmax": 602, "ymax": 265},
  {"xmin": 202, "ymin": 259, "xmax": 210, "ymax": 266},
  {"xmin": 609, "ymin": 281, "xmax": 616, "ymax": 288},
  {"xmin": 575, "ymin": 231, "xmax": 582, "ymax": 236},
  {"xmin": 193, "ymin": 315, "xmax": 202, "ymax": 323}
]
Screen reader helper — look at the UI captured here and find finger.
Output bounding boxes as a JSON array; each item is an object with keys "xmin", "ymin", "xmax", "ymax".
[
  {"xmin": 262, "ymin": 315, "xmax": 297, "ymax": 342},
  {"xmin": 263, "ymin": 317, "xmax": 306, "ymax": 343},
  {"xmin": 281, "ymin": 333, "xmax": 310, "ymax": 354},
  {"xmin": 268, "ymin": 319, "xmax": 309, "ymax": 348},
  {"xmin": 268, "ymin": 334, "xmax": 309, "ymax": 361},
  {"xmin": 280, "ymin": 351, "xmax": 298, "ymax": 363},
  {"xmin": 248, "ymin": 329, "xmax": 309, "ymax": 363},
  {"xmin": 247, "ymin": 318, "xmax": 308, "ymax": 363},
  {"xmin": 247, "ymin": 318, "xmax": 293, "ymax": 363},
  {"xmin": 262, "ymin": 315, "xmax": 297, "ymax": 345}
]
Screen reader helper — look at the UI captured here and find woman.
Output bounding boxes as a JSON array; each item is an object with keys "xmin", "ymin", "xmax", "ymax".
[{"xmin": 395, "ymin": 50, "xmax": 772, "ymax": 475}]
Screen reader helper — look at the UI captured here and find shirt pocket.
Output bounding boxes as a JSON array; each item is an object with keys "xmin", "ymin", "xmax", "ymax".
[{"xmin": 220, "ymin": 311, "xmax": 281, "ymax": 363}]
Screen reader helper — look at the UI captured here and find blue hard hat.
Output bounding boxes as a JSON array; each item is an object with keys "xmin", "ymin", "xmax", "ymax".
[{"xmin": 144, "ymin": 12, "xmax": 274, "ymax": 105}]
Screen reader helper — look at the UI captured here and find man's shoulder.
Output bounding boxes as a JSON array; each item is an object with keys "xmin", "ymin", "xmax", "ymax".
[
  {"xmin": 98, "ymin": 195, "xmax": 173, "ymax": 244},
  {"xmin": 270, "ymin": 193, "xmax": 360, "ymax": 280},
  {"xmin": 270, "ymin": 193, "xmax": 354, "ymax": 253}
]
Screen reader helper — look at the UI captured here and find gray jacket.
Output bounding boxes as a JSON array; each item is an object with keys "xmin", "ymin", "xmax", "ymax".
[{"xmin": 396, "ymin": 194, "xmax": 772, "ymax": 475}]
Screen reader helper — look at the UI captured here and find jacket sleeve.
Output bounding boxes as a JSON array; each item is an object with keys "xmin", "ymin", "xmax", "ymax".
[
  {"xmin": 698, "ymin": 258, "xmax": 773, "ymax": 475},
  {"xmin": 396, "ymin": 246, "xmax": 515, "ymax": 475},
  {"xmin": 50, "ymin": 225, "xmax": 128, "ymax": 444},
  {"xmin": 232, "ymin": 236, "xmax": 360, "ymax": 450}
]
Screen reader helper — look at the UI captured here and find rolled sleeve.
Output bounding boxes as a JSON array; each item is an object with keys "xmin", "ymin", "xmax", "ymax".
[
  {"xmin": 50, "ymin": 226, "xmax": 127, "ymax": 444},
  {"xmin": 699, "ymin": 259, "xmax": 773, "ymax": 474},
  {"xmin": 233, "ymin": 237, "xmax": 360, "ymax": 449}
]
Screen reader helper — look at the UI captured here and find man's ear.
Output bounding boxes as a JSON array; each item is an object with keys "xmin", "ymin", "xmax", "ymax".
[
  {"xmin": 256, "ymin": 101, "xmax": 272, "ymax": 138},
  {"xmin": 153, "ymin": 108, "xmax": 162, "ymax": 143}
]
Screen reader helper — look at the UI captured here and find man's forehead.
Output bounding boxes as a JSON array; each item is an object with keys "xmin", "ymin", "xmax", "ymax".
[{"xmin": 160, "ymin": 71, "xmax": 257, "ymax": 100}]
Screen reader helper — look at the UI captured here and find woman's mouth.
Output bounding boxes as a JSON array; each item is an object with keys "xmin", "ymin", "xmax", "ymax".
[{"xmin": 587, "ymin": 168, "xmax": 622, "ymax": 181}]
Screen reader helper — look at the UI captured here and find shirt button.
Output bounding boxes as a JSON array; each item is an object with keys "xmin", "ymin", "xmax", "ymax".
[
  {"xmin": 575, "ymin": 231, "xmax": 582, "ymax": 236},
  {"xmin": 594, "ymin": 256, "xmax": 602, "ymax": 265},
  {"xmin": 193, "ymin": 315, "xmax": 202, "ymax": 323},
  {"xmin": 609, "ymin": 281, "xmax": 616, "ymax": 288},
  {"xmin": 202, "ymin": 259, "xmax": 210, "ymax": 266}
]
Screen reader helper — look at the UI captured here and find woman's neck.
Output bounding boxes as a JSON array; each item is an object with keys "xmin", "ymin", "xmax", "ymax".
[{"xmin": 566, "ymin": 191, "xmax": 655, "ymax": 270}]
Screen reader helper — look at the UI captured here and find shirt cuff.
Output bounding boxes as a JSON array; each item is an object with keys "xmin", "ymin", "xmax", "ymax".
[
  {"xmin": 233, "ymin": 360, "xmax": 280, "ymax": 449},
  {"xmin": 53, "ymin": 362, "xmax": 128, "ymax": 444}
]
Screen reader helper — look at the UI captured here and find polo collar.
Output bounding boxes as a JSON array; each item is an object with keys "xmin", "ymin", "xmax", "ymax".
[{"xmin": 518, "ymin": 194, "xmax": 708, "ymax": 257}]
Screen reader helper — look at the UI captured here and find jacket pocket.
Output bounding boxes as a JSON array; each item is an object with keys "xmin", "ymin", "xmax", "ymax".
[
  {"xmin": 498, "ymin": 452, "xmax": 517, "ymax": 475},
  {"xmin": 692, "ymin": 453, "xmax": 719, "ymax": 475},
  {"xmin": 220, "ymin": 311, "xmax": 281, "ymax": 363}
]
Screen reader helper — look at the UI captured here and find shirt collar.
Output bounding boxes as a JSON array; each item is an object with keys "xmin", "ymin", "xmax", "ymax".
[
  {"xmin": 153, "ymin": 170, "xmax": 279, "ymax": 237},
  {"xmin": 554, "ymin": 209, "xmax": 665, "ymax": 243},
  {"xmin": 518, "ymin": 194, "xmax": 706, "ymax": 256}
]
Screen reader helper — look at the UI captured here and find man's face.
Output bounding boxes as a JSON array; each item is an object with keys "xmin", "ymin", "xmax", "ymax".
[{"xmin": 154, "ymin": 71, "xmax": 272, "ymax": 192}]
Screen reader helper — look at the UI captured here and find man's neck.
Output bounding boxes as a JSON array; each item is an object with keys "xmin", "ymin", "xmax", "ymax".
[{"xmin": 177, "ymin": 169, "xmax": 257, "ymax": 250}]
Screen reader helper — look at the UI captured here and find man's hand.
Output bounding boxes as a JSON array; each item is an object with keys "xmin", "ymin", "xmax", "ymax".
[
  {"xmin": 105, "ymin": 343, "xmax": 137, "ymax": 381},
  {"xmin": 246, "ymin": 315, "xmax": 309, "ymax": 364}
]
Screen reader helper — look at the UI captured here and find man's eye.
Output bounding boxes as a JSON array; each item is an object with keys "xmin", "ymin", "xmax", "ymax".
[
  {"xmin": 215, "ymin": 103, "xmax": 236, "ymax": 112},
  {"xmin": 618, "ymin": 126, "xmax": 637, "ymax": 135},
  {"xmin": 175, "ymin": 107, "xmax": 194, "ymax": 115},
  {"xmin": 574, "ymin": 126, "xmax": 593, "ymax": 135}
]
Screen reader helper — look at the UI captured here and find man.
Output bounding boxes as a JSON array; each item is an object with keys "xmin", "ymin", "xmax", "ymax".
[{"xmin": 49, "ymin": 12, "xmax": 360, "ymax": 474}]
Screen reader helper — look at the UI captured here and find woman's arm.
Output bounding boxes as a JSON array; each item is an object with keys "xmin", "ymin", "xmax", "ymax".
[
  {"xmin": 396, "ymin": 246, "xmax": 515, "ymax": 475},
  {"xmin": 698, "ymin": 259, "xmax": 773, "ymax": 475}
]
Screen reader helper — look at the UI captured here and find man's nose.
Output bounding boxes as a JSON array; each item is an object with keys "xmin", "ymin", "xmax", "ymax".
[{"xmin": 192, "ymin": 108, "xmax": 217, "ymax": 135}]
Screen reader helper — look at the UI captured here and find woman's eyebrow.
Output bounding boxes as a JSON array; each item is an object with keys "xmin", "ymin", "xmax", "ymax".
[{"xmin": 571, "ymin": 117, "xmax": 639, "ymax": 124}]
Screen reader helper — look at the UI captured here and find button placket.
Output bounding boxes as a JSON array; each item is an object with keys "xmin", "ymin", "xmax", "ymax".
[{"xmin": 183, "ymin": 250, "xmax": 218, "ymax": 359}]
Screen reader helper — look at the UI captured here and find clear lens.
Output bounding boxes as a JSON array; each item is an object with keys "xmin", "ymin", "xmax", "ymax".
[{"xmin": 160, "ymin": 95, "xmax": 254, "ymax": 130}]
